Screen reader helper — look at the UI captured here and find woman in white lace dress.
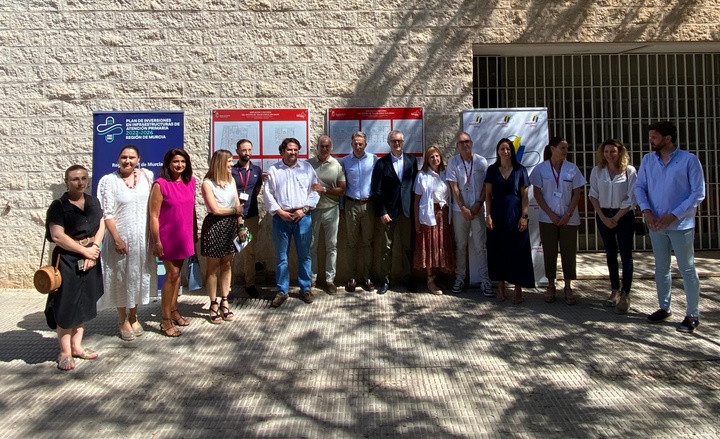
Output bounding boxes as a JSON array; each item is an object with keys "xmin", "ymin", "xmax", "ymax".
[{"xmin": 98, "ymin": 145, "xmax": 156, "ymax": 341}]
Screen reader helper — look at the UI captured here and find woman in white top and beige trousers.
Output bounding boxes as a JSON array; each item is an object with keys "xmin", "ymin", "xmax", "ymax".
[{"xmin": 529, "ymin": 137, "xmax": 586, "ymax": 305}]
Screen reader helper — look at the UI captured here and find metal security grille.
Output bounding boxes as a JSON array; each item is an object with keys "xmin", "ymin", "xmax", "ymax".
[{"xmin": 473, "ymin": 53, "xmax": 720, "ymax": 251}]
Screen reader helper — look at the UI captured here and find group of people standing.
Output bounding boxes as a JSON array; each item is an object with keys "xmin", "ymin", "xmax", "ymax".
[
  {"xmin": 41, "ymin": 120, "xmax": 706, "ymax": 370},
  {"xmin": 530, "ymin": 121, "xmax": 705, "ymax": 335},
  {"xmin": 42, "ymin": 146, "xmax": 233, "ymax": 369},
  {"xmin": 276, "ymin": 129, "xmax": 559, "ymax": 308},
  {"xmin": 272, "ymin": 129, "xmax": 508, "ymax": 306},
  {"xmin": 239, "ymin": 121, "xmax": 705, "ymax": 336}
]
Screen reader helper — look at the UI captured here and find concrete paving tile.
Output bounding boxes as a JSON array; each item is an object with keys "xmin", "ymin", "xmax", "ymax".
[{"xmin": 1, "ymin": 265, "xmax": 720, "ymax": 438}]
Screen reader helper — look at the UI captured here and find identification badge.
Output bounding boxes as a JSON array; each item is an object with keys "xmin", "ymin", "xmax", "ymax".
[
  {"xmin": 553, "ymin": 191, "xmax": 562, "ymax": 199},
  {"xmin": 239, "ymin": 192, "xmax": 249, "ymax": 201}
]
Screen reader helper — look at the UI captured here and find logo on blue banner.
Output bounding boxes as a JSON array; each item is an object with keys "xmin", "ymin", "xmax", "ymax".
[{"xmin": 96, "ymin": 116, "xmax": 124, "ymax": 143}]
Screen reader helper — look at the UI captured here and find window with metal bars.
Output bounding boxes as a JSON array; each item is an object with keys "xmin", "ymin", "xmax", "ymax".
[{"xmin": 473, "ymin": 54, "xmax": 720, "ymax": 250}]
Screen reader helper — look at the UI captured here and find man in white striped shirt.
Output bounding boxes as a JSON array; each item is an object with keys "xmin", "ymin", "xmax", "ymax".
[{"xmin": 263, "ymin": 138, "xmax": 320, "ymax": 308}]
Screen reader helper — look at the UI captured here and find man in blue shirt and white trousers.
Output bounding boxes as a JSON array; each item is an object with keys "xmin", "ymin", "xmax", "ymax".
[{"xmin": 635, "ymin": 121, "xmax": 705, "ymax": 333}]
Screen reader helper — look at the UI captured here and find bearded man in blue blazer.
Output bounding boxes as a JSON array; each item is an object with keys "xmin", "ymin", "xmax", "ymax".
[{"xmin": 371, "ymin": 129, "xmax": 419, "ymax": 294}]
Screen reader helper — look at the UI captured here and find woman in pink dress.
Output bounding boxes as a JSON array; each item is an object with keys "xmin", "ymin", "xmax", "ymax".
[{"xmin": 148, "ymin": 148, "xmax": 197, "ymax": 337}]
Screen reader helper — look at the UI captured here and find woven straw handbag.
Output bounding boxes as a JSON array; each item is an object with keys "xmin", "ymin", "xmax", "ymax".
[{"xmin": 34, "ymin": 239, "xmax": 61, "ymax": 294}]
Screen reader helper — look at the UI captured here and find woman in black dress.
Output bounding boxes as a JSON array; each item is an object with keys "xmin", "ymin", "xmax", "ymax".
[
  {"xmin": 484, "ymin": 138, "xmax": 535, "ymax": 304},
  {"xmin": 45, "ymin": 165, "xmax": 105, "ymax": 371}
]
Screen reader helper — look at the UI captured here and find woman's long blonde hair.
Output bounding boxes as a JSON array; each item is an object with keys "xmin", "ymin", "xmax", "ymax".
[
  {"xmin": 204, "ymin": 149, "xmax": 233, "ymax": 186},
  {"xmin": 595, "ymin": 139, "xmax": 629, "ymax": 172},
  {"xmin": 420, "ymin": 145, "xmax": 445, "ymax": 172}
]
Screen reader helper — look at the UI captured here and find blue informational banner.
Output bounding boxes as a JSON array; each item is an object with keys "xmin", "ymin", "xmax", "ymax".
[
  {"xmin": 92, "ymin": 110, "xmax": 185, "ymax": 293},
  {"xmin": 91, "ymin": 111, "xmax": 184, "ymax": 195}
]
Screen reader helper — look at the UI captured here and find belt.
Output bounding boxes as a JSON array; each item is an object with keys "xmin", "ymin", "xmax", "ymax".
[
  {"xmin": 75, "ymin": 236, "xmax": 95, "ymax": 246},
  {"xmin": 345, "ymin": 196, "xmax": 370, "ymax": 204}
]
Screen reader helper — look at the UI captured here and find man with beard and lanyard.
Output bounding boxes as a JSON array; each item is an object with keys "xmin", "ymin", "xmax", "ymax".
[{"xmin": 230, "ymin": 138, "xmax": 263, "ymax": 299}]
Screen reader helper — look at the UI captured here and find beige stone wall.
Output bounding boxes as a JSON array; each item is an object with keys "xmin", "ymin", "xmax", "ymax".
[{"xmin": 1, "ymin": 1, "xmax": 718, "ymax": 287}]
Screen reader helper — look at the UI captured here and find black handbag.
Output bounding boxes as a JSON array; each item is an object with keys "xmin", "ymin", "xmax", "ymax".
[
  {"xmin": 627, "ymin": 170, "xmax": 647, "ymax": 236},
  {"xmin": 633, "ymin": 217, "xmax": 647, "ymax": 236}
]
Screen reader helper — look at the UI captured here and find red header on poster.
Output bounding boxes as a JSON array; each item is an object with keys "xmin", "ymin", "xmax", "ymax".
[
  {"xmin": 212, "ymin": 109, "xmax": 309, "ymax": 122},
  {"xmin": 210, "ymin": 108, "xmax": 310, "ymax": 170},
  {"xmin": 328, "ymin": 107, "xmax": 423, "ymax": 121}
]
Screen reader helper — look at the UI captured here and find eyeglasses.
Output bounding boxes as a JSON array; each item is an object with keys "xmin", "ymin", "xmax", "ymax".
[
  {"xmin": 390, "ymin": 139, "xmax": 404, "ymax": 144},
  {"xmin": 457, "ymin": 140, "xmax": 472, "ymax": 145}
]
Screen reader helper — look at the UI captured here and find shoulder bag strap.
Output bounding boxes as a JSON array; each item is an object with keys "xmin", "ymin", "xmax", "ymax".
[{"xmin": 39, "ymin": 239, "xmax": 46, "ymax": 269}]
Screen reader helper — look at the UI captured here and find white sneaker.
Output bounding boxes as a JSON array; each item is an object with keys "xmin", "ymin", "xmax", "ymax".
[
  {"xmin": 451, "ymin": 279, "xmax": 464, "ymax": 294},
  {"xmin": 481, "ymin": 279, "xmax": 495, "ymax": 297}
]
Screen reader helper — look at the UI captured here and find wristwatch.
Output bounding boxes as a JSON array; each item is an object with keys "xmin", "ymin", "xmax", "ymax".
[
  {"xmin": 522, "ymin": 214, "xmax": 529, "ymax": 219},
  {"xmin": 302, "ymin": 206, "xmax": 310, "ymax": 214}
]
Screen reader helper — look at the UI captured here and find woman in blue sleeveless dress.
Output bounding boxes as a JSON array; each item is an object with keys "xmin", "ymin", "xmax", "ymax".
[{"xmin": 485, "ymin": 138, "xmax": 535, "ymax": 304}]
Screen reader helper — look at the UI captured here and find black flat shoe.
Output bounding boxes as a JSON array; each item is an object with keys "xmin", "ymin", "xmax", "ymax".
[
  {"xmin": 377, "ymin": 282, "xmax": 389, "ymax": 295},
  {"xmin": 245, "ymin": 285, "xmax": 260, "ymax": 298}
]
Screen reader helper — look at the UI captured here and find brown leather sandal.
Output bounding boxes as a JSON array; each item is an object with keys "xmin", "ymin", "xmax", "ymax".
[
  {"xmin": 160, "ymin": 318, "xmax": 182, "ymax": 337},
  {"xmin": 544, "ymin": 285, "xmax": 556, "ymax": 303},
  {"xmin": 208, "ymin": 299, "xmax": 223, "ymax": 324},
  {"xmin": 564, "ymin": 286, "xmax": 577, "ymax": 305},
  {"xmin": 496, "ymin": 282, "xmax": 506, "ymax": 302},
  {"xmin": 512, "ymin": 286, "xmax": 523, "ymax": 305},
  {"xmin": 615, "ymin": 291, "xmax": 630, "ymax": 314},
  {"xmin": 219, "ymin": 297, "xmax": 234, "ymax": 321},
  {"xmin": 171, "ymin": 309, "xmax": 190, "ymax": 326}
]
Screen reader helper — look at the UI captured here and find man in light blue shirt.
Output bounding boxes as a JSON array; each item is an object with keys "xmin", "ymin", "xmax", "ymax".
[
  {"xmin": 340, "ymin": 131, "xmax": 378, "ymax": 293},
  {"xmin": 634, "ymin": 121, "xmax": 705, "ymax": 333}
]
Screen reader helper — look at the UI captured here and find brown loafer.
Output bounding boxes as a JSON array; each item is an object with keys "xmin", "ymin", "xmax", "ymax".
[
  {"xmin": 270, "ymin": 293, "xmax": 288, "ymax": 308},
  {"xmin": 326, "ymin": 282, "xmax": 338, "ymax": 295},
  {"xmin": 302, "ymin": 290, "xmax": 315, "ymax": 304}
]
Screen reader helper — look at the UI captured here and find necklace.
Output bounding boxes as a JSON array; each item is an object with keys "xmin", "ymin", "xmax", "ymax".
[{"xmin": 121, "ymin": 169, "xmax": 138, "ymax": 189}]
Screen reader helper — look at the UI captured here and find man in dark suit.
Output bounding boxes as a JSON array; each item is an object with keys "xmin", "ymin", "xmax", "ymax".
[{"xmin": 371, "ymin": 129, "xmax": 419, "ymax": 294}]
